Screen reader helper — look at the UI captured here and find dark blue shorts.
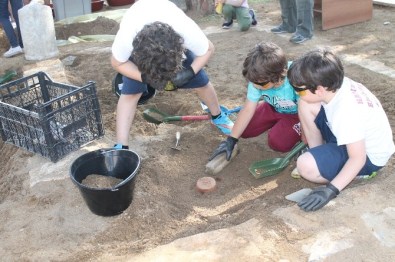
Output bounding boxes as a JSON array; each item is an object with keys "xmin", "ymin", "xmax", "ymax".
[
  {"xmin": 121, "ymin": 50, "xmax": 210, "ymax": 95},
  {"xmin": 307, "ymin": 106, "xmax": 382, "ymax": 180}
]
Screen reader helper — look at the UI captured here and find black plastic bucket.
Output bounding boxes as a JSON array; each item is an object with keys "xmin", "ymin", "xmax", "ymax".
[{"xmin": 70, "ymin": 149, "xmax": 141, "ymax": 216}]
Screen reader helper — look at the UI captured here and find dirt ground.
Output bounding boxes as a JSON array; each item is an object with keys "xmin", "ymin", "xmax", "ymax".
[{"xmin": 0, "ymin": 1, "xmax": 395, "ymax": 261}]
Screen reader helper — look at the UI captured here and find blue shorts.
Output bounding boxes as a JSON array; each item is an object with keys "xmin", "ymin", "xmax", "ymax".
[
  {"xmin": 121, "ymin": 50, "xmax": 209, "ymax": 95},
  {"xmin": 307, "ymin": 106, "xmax": 383, "ymax": 180}
]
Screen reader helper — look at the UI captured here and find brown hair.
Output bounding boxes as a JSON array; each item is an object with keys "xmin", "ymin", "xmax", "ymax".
[
  {"xmin": 242, "ymin": 42, "xmax": 287, "ymax": 84},
  {"xmin": 288, "ymin": 48, "xmax": 344, "ymax": 93}
]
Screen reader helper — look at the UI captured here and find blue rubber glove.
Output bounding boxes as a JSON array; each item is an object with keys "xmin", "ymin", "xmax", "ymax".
[
  {"xmin": 172, "ymin": 65, "xmax": 195, "ymax": 87},
  {"xmin": 208, "ymin": 136, "xmax": 238, "ymax": 161},
  {"xmin": 298, "ymin": 183, "xmax": 339, "ymax": 211},
  {"xmin": 113, "ymin": 144, "xmax": 129, "ymax": 150}
]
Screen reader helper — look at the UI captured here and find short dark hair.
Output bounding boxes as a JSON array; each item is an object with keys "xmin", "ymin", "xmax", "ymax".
[
  {"xmin": 242, "ymin": 42, "xmax": 287, "ymax": 84},
  {"xmin": 288, "ymin": 48, "xmax": 344, "ymax": 93},
  {"xmin": 132, "ymin": 22, "xmax": 184, "ymax": 88}
]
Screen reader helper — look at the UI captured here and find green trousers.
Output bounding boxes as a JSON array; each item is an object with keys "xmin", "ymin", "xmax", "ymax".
[{"xmin": 223, "ymin": 4, "xmax": 252, "ymax": 31}]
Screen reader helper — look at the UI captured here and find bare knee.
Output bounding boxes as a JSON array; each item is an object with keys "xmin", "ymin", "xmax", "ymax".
[{"xmin": 296, "ymin": 153, "xmax": 328, "ymax": 184}]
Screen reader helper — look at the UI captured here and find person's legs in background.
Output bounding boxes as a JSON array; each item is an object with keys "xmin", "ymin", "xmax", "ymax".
[
  {"xmin": 10, "ymin": 0, "xmax": 24, "ymax": 48},
  {"xmin": 222, "ymin": 4, "xmax": 257, "ymax": 31},
  {"xmin": 221, "ymin": 4, "xmax": 235, "ymax": 29},
  {"xmin": 8, "ymin": 1, "xmax": 14, "ymax": 22},
  {"xmin": 290, "ymin": 0, "xmax": 314, "ymax": 44},
  {"xmin": 0, "ymin": 0, "xmax": 18, "ymax": 47},
  {"xmin": 249, "ymin": 9, "xmax": 257, "ymax": 26},
  {"xmin": 235, "ymin": 6, "xmax": 251, "ymax": 31},
  {"xmin": 271, "ymin": 0, "xmax": 296, "ymax": 34},
  {"xmin": 0, "ymin": 0, "xmax": 24, "ymax": 57}
]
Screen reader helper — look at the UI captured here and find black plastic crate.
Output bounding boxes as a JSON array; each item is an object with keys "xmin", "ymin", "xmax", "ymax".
[{"xmin": 0, "ymin": 71, "xmax": 104, "ymax": 162}]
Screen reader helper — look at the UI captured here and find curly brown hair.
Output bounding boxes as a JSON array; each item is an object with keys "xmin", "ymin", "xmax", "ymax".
[
  {"xmin": 242, "ymin": 42, "xmax": 287, "ymax": 84},
  {"xmin": 132, "ymin": 22, "xmax": 185, "ymax": 89}
]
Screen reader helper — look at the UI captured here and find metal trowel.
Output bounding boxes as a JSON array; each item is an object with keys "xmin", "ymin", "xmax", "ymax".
[{"xmin": 171, "ymin": 131, "xmax": 181, "ymax": 151}]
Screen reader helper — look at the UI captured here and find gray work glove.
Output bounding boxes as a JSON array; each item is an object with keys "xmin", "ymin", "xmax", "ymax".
[
  {"xmin": 208, "ymin": 136, "xmax": 238, "ymax": 161},
  {"xmin": 298, "ymin": 183, "xmax": 340, "ymax": 212},
  {"xmin": 171, "ymin": 65, "xmax": 195, "ymax": 87}
]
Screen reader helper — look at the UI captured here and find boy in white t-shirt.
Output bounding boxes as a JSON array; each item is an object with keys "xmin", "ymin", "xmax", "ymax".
[
  {"xmin": 111, "ymin": 0, "xmax": 234, "ymax": 149},
  {"xmin": 288, "ymin": 48, "xmax": 395, "ymax": 212}
]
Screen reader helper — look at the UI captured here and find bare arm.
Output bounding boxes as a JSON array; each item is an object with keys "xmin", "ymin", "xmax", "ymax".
[
  {"xmin": 190, "ymin": 40, "xmax": 214, "ymax": 74},
  {"xmin": 298, "ymin": 99, "xmax": 324, "ymax": 148},
  {"xmin": 331, "ymin": 140, "xmax": 367, "ymax": 191},
  {"xmin": 111, "ymin": 55, "xmax": 144, "ymax": 82},
  {"xmin": 230, "ymin": 99, "xmax": 258, "ymax": 138}
]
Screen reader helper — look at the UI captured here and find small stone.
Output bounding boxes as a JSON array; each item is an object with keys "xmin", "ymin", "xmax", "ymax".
[
  {"xmin": 62, "ymin": 55, "xmax": 77, "ymax": 66},
  {"xmin": 196, "ymin": 176, "xmax": 216, "ymax": 193}
]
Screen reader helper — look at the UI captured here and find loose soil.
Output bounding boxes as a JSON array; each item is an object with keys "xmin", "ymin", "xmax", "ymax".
[{"xmin": 0, "ymin": 1, "xmax": 394, "ymax": 261}]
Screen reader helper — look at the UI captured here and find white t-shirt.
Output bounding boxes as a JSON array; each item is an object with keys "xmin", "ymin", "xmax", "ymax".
[
  {"xmin": 323, "ymin": 77, "xmax": 395, "ymax": 166},
  {"xmin": 112, "ymin": 0, "xmax": 209, "ymax": 63},
  {"xmin": 239, "ymin": 0, "xmax": 249, "ymax": 8}
]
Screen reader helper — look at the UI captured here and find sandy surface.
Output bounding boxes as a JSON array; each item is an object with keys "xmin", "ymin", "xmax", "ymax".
[{"xmin": 0, "ymin": 1, "xmax": 394, "ymax": 261}]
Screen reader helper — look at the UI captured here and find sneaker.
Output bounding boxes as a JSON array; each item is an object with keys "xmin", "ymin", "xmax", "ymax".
[
  {"xmin": 289, "ymin": 34, "xmax": 311, "ymax": 44},
  {"xmin": 354, "ymin": 171, "xmax": 378, "ymax": 180},
  {"xmin": 211, "ymin": 111, "xmax": 234, "ymax": 135},
  {"xmin": 290, "ymin": 167, "xmax": 301, "ymax": 179},
  {"xmin": 3, "ymin": 46, "xmax": 23, "ymax": 58},
  {"xmin": 249, "ymin": 9, "xmax": 257, "ymax": 26},
  {"xmin": 222, "ymin": 20, "xmax": 233, "ymax": 29},
  {"xmin": 271, "ymin": 25, "xmax": 293, "ymax": 34}
]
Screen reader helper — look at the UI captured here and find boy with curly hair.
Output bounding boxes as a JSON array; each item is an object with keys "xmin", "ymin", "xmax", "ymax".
[
  {"xmin": 209, "ymin": 42, "xmax": 301, "ymax": 161},
  {"xmin": 288, "ymin": 48, "xmax": 395, "ymax": 211},
  {"xmin": 111, "ymin": 0, "xmax": 234, "ymax": 149}
]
